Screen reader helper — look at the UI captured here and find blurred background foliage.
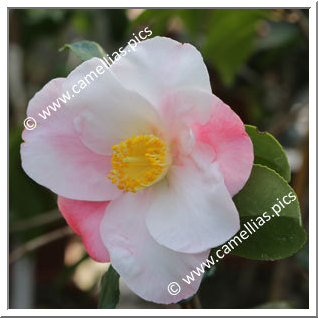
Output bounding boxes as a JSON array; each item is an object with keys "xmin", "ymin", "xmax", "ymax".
[{"xmin": 9, "ymin": 9, "xmax": 309, "ymax": 309}]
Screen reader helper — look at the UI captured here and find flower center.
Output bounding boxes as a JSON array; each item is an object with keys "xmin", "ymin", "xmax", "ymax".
[{"xmin": 108, "ymin": 134, "xmax": 170, "ymax": 192}]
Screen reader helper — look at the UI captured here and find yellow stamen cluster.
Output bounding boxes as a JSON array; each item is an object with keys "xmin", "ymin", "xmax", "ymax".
[{"xmin": 108, "ymin": 134, "xmax": 170, "ymax": 192}]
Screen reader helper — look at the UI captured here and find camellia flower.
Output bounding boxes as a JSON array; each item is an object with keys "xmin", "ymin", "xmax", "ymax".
[{"xmin": 21, "ymin": 36, "xmax": 253, "ymax": 304}]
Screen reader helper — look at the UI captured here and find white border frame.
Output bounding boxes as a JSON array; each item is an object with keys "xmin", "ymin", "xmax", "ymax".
[{"xmin": 2, "ymin": 1, "xmax": 316, "ymax": 316}]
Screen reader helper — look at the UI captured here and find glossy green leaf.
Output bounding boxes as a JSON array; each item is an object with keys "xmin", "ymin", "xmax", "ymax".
[
  {"xmin": 229, "ymin": 164, "xmax": 306, "ymax": 260},
  {"xmin": 59, "ymin": 40, "xmax": 107, "ymax": 61},
  {"xmin": 246, "ymin": 125, "xmax": 291, "ymax": 182},
  {"xmin": 202, "ymin": 9, "xmax": 268, "ymax": 85},
  {"xmin": 98, "ymin": 265, "xmax": 120, "ymax": 309},
  {"xmin": 232, "ymin": 216, "xmax": 306, "ymax": 260}
]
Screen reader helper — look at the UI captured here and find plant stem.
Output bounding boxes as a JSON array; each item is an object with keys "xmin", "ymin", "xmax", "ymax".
[{"xmin": 10, "ymin": 226, "xmax": 73, "ymax": 263}]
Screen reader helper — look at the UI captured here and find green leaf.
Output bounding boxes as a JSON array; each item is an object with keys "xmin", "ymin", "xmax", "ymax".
[
  {"xmin": 233, "ymin": 215, "xmax": 306, "ymax": 260},
  {"xmin": 230, "ymin": 164, "xmax": 306, "ymax": 260},
  {"xmin": 202, "ymin": 9, "xmax": 269, "ymax": 85},
  {"xmin": 246, "ymin": 125, "xmax": 291, "ymax": 182},
  {"xmin": 59, "ymin": 40, "xmax": 107, "ymax": 61},
  {"xmin": 98, "ymin": 265, "xmax": 120, "ymax": 309}
]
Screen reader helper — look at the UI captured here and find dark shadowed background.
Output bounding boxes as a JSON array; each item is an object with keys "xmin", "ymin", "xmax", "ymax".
[{"xmin": 9, "ymin": 8, "xmax": 309, "ymax": 309}]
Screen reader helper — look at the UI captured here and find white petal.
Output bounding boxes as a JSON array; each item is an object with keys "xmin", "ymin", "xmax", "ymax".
[
  {"xmin": 63, "ymin": 58, "xmax": 162, "ymax": 155},
  {"xmin": 111, "ymin": 36, "xmax": 212, "ymax": 110},
  {"xmin": 100, "ymin": 191, "xmax": 209, "ymax": 304},
  {"xmin": 146, "ymin": 158, "xmax": 240, "ymax": 253},
  {"xmin": 158, "ymin": 89, "xmax": 218, "ymax": 157},
  {"xmin": 21, "ymin": 77, "xmax": 120, "ymax": 201}
]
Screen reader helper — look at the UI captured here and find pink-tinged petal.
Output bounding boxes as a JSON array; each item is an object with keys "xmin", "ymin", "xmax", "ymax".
[
  {"xmin": 191, "ymin": 97, "xmax": 254, "ymax": 196},
  {"xmin": 21, "ymin": 57, "xmax": 162, "ymax": 201},
  {"xmin": 63, "ymin": 58, "xmax": 163, "ymax": 156},
  {"xmin": 146, "ymin": 158, "xmax": 240, "ymax": 254},
  {"xmin": 58, "ymin": 196, "xmax": 110, "ymax": 263},
  {"xmin": 159, "ymin": 89, "xmax": 219, "ymax": 157},
  {"xmin": 111, "ymin": 36, "xmax": 212, "ymax": 110},
  {"xmin": 21, "ymin": 130, "xmax": 120, "ymax": 201},
  {"xmin": 100, "ymin": 191, "xmax": 210, "ymax": 304},
  {"xmin": 21, "ymin": 77, "xmax": 121, "ymax": 201},
  {"xmin": 160, "ymin": 88, "xmax": 216, "ymax": 126}
]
